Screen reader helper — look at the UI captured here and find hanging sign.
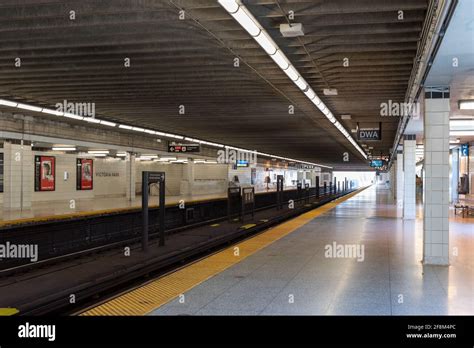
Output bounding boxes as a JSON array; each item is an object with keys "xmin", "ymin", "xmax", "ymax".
[
  {"xmin": 357, "ymin": 122, "xmax": 382, "ymax": 141},
  {"xmin": 168, "ymin": 142, "xmax": 200, "ymax": 153}
]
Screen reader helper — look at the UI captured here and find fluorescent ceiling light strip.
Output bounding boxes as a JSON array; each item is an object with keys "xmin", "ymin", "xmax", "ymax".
[
  {"xmin": 284, "ymin": 66, "xmax": 299, "ymax": 81},
  {"xmin": 304, "ymin": 88, "xmax": 316, "ymax": 100},
  {"xmin": 450, "ymin": 120, "xmax": 474, "ymax": 128},
  {"xmin": 270, "ymin": 50, "xmax": 290, "ymax": 70},
  {"xmin": 1, "ymin": 94, "xmax": 331, "ymax": 166},
  {"xmin": 218, "ymin": 0, "xmax": 239, "ymax": 13},
  {"xmin": 52, "ymin": 147, "xmax": 76, "ymax": 151},
  {"xmin": 459, "ymin": 100, "xmax": 474, "ymax": 110},
  {"xmin": 294, "ymin": 77, "xmax": 308, "ymax": 91},
  {"xmin": 231, "ymin": 7, "xmax": 260, "ymax": 37},
  {"xmin": 218, "ymin": 0, "xmax": 366, "ymax": 160},
  {"xmin": 41, "ymin": 108, "xmax": 64, "ymax": 116},
  {"xmin": 99, "ymin": 120, "xmax": 116, "ymax": 127},
  {"xmin": 254, "ymin": 31, "xmax": 277, "ymax": 55},
  {"xmin": 88, "ymin": 150, "xmax": 109, "ymax": 154},
  {"xmin": 0, "ymin": 99, "xmax": 18, "ymax": 107},
  {"xmin": 450, "ymin": 130, "xmax": 474, "ymax": 136},
  {"xmin": 17, "ymin": 103, "xmax": 42, "ymax": 112},
  {"xmin": 63, "ymin": 112, "xmax": 84, "ymax": 120}
]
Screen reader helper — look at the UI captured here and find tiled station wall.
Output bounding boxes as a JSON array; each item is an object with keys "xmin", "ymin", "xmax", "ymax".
[
  {"xmin": 0, "ymin": 147, "xmax": 322, "ymax": 206},
  {"xmin": 136, "ymin": 161, "xmax": 184, "ymax": 196}
]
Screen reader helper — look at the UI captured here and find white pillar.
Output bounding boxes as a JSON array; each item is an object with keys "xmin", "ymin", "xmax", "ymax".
[
  {"xmin": 125, "ymin": 153, "xmax": 136, "ymax": 201},
  {"xmin": 403, "ymin": 135, "xmax": 416, "ymax": 219},
  {"xmin": 180, "ymin": 162, "xmax": 195, "ymax": 195},
  {"xmin": 3, "ymin": 142, "xmax": 33, "ymax": 210},
  {"xmin": 423, "ymin": 98, "xmax": 450, "ymax": 265},
  {"xmin": 390, "ymin": 162, "xmax": 396, "ymax": 200},
  {"xmin": 450, "ymin": 148, "xmax": 459, "ymax": 204},
  {"xmin": 396, "ymin": 151, "xmax": 404, "ymax": 209}
]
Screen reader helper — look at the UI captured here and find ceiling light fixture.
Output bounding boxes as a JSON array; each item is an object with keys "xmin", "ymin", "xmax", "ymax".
[
  {"xmin": 52, "ymin": 147, "xmax": 76, "ymax": 151},
  {"xmin": 41, "ymin": 109, "xmax": 64, "ymax": 116},
  {"xmin": 16, "ymin": 103, "xmax": 42, "ymax": 112},
  {"xmin": 88, "ymin": 150, "xmax": 109, "ymax": 154},
  {"xmin": 458, "ymin": 100, "xmax": 474, "ymax": 110},
  {"xmin": 218, "ymin": 0, "xmax": 367, "ymax": 160},
  {"xmin": 0, "ymin": 95, "xmax": 332, "ymax": 168},
  {"xmin": 0, "ymin": 99, "xmax": 18, "ymax": 107}
]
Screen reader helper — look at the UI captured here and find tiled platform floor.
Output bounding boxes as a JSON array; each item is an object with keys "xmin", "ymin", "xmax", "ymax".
[{"xmin": 149, "ymin": 185, "xmax": 473, "ymax": 315}]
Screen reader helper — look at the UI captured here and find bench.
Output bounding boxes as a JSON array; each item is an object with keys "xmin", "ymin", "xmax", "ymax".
[
  {"xmin": 454, "ymin": 199, "xmax": 474, "ymax": 217},
  {"xmin": 454, "ymin": 204, "xmax": 469, "ymax": 217}
]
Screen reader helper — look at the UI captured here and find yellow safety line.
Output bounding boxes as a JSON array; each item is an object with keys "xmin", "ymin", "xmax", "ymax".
[
  {"xmin": 240, "ymin": 223, "xmax": 257, "ymax": 230},
  {"xmin": 0, "ymin": 308, "xmax": 19, "ymax": 316},
  {"xmin": 80, "ymin": 188, "xmax": 367, "ymax": 316}
]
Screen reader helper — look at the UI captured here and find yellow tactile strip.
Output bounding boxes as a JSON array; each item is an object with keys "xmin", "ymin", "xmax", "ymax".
[
  {"xmin": 80, "ymin": 188, "xmax": 366, "ymax": 316},
  {"xmin": 0, "ymin": 308, "xmax": 19, "ymax": 316}
]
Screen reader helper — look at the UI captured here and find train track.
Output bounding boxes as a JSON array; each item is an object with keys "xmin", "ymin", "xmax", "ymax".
[{"xmin": 2, "ymin": 190, "xmax": 357, "ymax": 315}]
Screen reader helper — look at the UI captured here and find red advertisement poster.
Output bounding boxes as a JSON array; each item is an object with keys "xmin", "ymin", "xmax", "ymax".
[
  {"xmin": 35, "ymin": 156, "xmax": 55, "ymax": 191},
  {"xmin": 77, "ymin": 158, "xmax": 93, "ymax": 190}
]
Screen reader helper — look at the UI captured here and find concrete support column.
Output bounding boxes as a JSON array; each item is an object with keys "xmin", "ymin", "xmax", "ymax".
[
  {"xmin": 403, "ymin": 135, "xmax": 416, "ymax": 219},
  {"xmin": 451, "ymin": 148, "xmax": 459, "ymax": 204},
  {"xmin": 423, "ymin": 98, "xmax": 450, "ymax": 265},
  {"xmin": 389, "ymin": 162, "xmax": 396, "ymax": 200},
  {"xmin": 396, "ymin": 151, "xmax": 404, "ymax": 209},
  {"xmin": 180, "ymin": 162, "xmax": 195, "ymax": 195},
  {"xmin": 125, "ymin": 153, "xmax": 136, "ymax": 201},
  {"xmin": 3, "ymin": 142, "xmax": 33, "ymax": 210}
]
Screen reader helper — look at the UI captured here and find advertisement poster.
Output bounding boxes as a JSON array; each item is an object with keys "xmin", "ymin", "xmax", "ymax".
[
  {"xmin": 77, "ymin": 158, "xmax": 93, "ymax": 190},
  {"xmin": 35, "ymin": 155, "xmax": 56, "ymax": 191}
]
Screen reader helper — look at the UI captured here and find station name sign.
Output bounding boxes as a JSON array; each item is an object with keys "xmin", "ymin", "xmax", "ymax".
[
  {"xmin": 168, "ymin": 142, "xmax": 200, "ymax": 153},
  {"xmin": 357, "ymin": 122, "xmax": 382, "ymax": 141},
  {"xmin": 358, "ymin": 129, "xmax": 381, "ymax": 141}
]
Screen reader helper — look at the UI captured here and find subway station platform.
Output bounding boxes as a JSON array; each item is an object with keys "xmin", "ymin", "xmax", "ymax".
[
  {"xmin": 0, "ymin": 0, "xmax": 473, "ymax": 345},
  {"xmin": 83, "ymin": 186, "xmax": 473, "ymax": 316},
  {"xmin": 0, "ymin": 186, "xmax": 297, "ymax": 224}
]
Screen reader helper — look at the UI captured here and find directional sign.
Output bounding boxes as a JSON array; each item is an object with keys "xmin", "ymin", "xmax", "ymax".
[
  {"xmin": 461, "ymin": 144, "xmax": 469, "ymax": 157},
  {"xmin": 142, "ymin": 171, "xmax": 166, "ymax": 250},
  {"xmin": 370, "ymin": 160, "xmax": 384, "ymax": 168},
  {"xmin": 168, "ymin": 142, "xmax": 200, "ymax": 153},
  {"xmin": 148, "ymin": 172, "xmax": 165, "ymax": 183}
]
